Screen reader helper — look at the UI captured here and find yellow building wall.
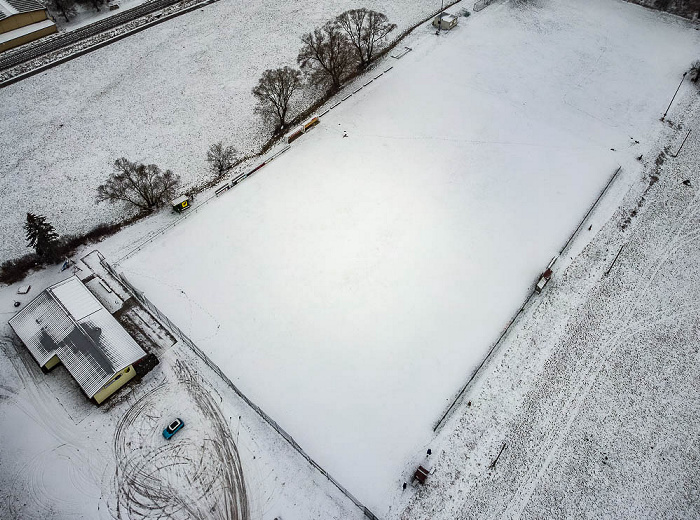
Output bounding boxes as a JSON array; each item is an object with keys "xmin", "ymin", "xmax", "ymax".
[
  {"xmin": 0, "ymin": 11, "xmax": 48, "ymax": 33},
  {"xmin": 0, "ymin": 13, "xmax": 56, "ymax": 54},
  {"xmin": 93, "ymin": 365, "xmax": 136, "ymax": 404},
  {"xmin": 0, "ymin": 25, "xmax": 56, "ymax": 53},
  {"xmin": 43, "ymin": 354, "xmax": 61, "ymax": 370}
]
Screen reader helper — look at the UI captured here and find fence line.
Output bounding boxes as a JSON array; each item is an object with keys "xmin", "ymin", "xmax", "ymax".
[
  {"xmin": 113, "ymin": 145, "xmax": 291, "ymax": 266},
  {"xmin": 433, "ymin": 166, "xmax": 624, "ymax": 431},
  {"xmin": 112, "ymin": 2, "xmax": 462, "ymax": 267},
  {"xmin": 433, "ymin": 293, "xmax": 532, "ymax": 431},
  {"xmin": 556, "ymin": 166, "xmax": 622, "ymax": 262},
  {"xmin": 98, "ymin": 255, "xmax": 379, "ymax": 520},
  {"xmin": 303, "ymin": 0, "xmax": 460, "ymax": 119}
]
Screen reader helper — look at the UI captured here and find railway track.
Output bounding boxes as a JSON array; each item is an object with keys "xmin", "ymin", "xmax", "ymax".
[{"xmin": 0, "ymin": 0, "xmax": 186, "ymax": 72}]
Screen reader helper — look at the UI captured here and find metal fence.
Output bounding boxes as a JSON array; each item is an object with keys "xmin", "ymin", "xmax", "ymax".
[
  {"xmin": 99, "ymin": 256, "xmax": 379, "ymax": 520},
  {"xmin": 112, "ymin": 146, "xmax": 291, "ymax": 266},
  {"xmin": 380, "ymin": 0, "xmax": 462, "ymax": 53},
  {"xmin": 433, "ymin": 166, "xmax": 624, "ymax": 432}
]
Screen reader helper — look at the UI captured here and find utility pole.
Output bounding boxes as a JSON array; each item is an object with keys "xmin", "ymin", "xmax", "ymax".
[
  {"xmin": 662, "ymin": 71, "xmax": 687, "ymax": 122},
  {"xmin": 437, "ymin": 0, "xmax": 444, "ymax": 34}
]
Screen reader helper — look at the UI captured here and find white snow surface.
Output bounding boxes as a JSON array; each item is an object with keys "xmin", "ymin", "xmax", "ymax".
[
  {"xmin": 113, "ymin": 0, "xmax": 700, "ymax": 514},
  {"xmin": 393, "ymin": 72, "xmax": 700, "ymax": 520},
  {"xmin": 0, "ymin": 262, "xmax": 367, "ymax": 520},
  {"xmin": 2, "ymin": 0, "xmax": 700, "ymax": 518},
  {"xmin": 0, "ymin": 0, "xmax": 437, "ymax": 262}
]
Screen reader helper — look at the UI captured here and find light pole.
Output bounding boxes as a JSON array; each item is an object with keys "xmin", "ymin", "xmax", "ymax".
[
  {"xmin": 437, "ymin": 0, "xmax": 444, "ymax": 34},
  {"xmin": 661, "ymin": 71, "xmax": 687, "ymax": 122}
]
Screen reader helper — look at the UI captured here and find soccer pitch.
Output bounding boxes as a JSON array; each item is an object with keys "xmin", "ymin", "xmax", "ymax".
[{"xmin": 120, "ymin": 0, "xmax": 700, "ymax": 512}]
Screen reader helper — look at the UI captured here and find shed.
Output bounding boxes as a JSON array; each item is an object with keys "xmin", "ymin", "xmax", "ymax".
[
  {"xmin": 171, "ymin": 195, "xmax": 191, "ymax": 213},
  {"xmin": 8, "ymin": 276, "xmax": 147, "ymax": 404},
  {"xmin": 432, "ymin": 12, "xmax": 458, "ymax": 30},
  {"xmin": 0, "ymin": 0, "xmax": 57, "ymax": 53}
]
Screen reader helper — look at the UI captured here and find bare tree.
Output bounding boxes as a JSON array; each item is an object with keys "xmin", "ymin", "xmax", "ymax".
[
  {"xmin": 96, "ymin": 158, "xmax": 180, "ymax": 212},
  {"xmin": 297, "ymin": 21, "xmax": 356, "ymax": 92},
  {"xmin": 252, "ymin": 67, "xmax": 303, "ymax": 133},
  {"xmin": 336, "ymin": 9, "xmax": 396, "ymax": 68},
  {"xmin": 689, "ymin": 60, "xmax": 700, "ymax": 83},
  {"xmin": 206, "ymin": 142, "xmax": 238, "ymax": 178}
]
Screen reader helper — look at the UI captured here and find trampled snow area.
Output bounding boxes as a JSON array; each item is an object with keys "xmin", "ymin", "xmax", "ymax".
[
  {"xmin": 0, "ymin": 0, "xmax": 437, "ymax": 262},
  {"xmin": 113, "ymin": 0, "xmax": 700, "ymax": 514}
]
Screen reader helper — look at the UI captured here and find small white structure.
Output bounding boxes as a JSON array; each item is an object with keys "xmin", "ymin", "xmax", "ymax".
[{"xmin": 432, "ymin": 12, "xmax": 458, "ymax": 30}]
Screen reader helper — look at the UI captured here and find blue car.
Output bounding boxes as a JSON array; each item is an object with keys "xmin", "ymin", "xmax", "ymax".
[{"xmin": 163, "ymin": 418, "xmax": 184, "ymax": 439}]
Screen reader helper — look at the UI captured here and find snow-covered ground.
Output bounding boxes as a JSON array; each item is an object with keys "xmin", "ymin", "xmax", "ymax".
[
  {"xmin": 0, "ymin": 260, "xmax": 367, "ymax": 519},
  {"xmin": 2, "ymin": 0, "xmax": 700, "ymax": 518},
  {"xmin": 394, "ymin": 75, "xmax": 700, "ymax": 520},
  {"xmin": 106, "ymin": 0, "xmax": 700, "ymax": 514},
  {"xmin": 0, "ymin": 0, "xmax": 436, "ymax": 262}
]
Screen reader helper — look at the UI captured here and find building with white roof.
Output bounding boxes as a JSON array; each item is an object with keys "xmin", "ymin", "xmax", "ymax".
[
  {"xmin": 432, "ymin": 12, "xmax": 459, "ymax": 30},
  {"xmin": 9, "ymin": 276, "xmax": 147, "ymax": 404},
  {"xmin": 0, "ymin": 0, "xmax": 57, "ymax": 53}
]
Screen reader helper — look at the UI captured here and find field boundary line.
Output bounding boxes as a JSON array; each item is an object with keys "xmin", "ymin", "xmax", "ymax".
[
  {"xmin": 433, "ymin": 165, "xmax": 625, "ymax": 431},
  {"xmin": 98, "ymin": 252, "xmax": 380, "ymax": 520}
]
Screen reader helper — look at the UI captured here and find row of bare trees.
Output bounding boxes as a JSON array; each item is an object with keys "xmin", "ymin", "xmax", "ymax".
[
  {"xmin": 252, "ymin": 8, "xmax": 396, "ymax": 134},
  {"xmin": 92, "ymin": 9, "xmax": 397, "ymax": 216}
]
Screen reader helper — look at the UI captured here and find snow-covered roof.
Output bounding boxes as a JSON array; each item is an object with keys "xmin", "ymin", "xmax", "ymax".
[
  {"xmin": 171, "ymin": 195, "xmax": 189, "ymax": 206},
  {"xmin": 435, "ymin": 12, "xmax": 457, "ymax": 23},
  {"xmin": 0, "ymin": 0, "xmax": 45, "ymax": 20},
  {"xmin": 9, "ymin": 276, "xmax": 146, "ymax": 399},
  {"xmin": 0, "ymin": 19, "xmax": 54, "ymax": 44}
]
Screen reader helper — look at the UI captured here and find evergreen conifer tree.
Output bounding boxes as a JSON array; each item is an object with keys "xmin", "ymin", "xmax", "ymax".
[{"xmin": 24, "ymin": 213, "xmax": 61, "ymax": 262}]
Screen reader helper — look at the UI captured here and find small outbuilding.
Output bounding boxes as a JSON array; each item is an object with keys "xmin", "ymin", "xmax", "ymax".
[
  {"xmin": 432, "ymin": 12, "xmax": 458, "ymax": 30},
  {"xmin": 0, "ymin": 0, "xmax": 57, "ymax": 53},
  {"xmin": 171, "ymin": 195, "xmax": 191, "ymax": 213},
  {"xmin": 9, "ymin": 276, "xmax": 147, "ymax": 404}
]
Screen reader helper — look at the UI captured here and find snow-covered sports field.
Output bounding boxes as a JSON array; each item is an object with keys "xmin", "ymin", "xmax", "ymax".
[
  {"xmin": 117, "ymin": 0, "xmax": 700, "ymax": 513},
  {"xmin": 0, "ymin": 0, "xmax": 437, "ymax": 262}
]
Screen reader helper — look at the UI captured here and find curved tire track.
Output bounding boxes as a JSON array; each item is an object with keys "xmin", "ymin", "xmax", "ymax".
[{"xmin": 112, "ymin": 364, "xmax": 249, "ymax": 519}]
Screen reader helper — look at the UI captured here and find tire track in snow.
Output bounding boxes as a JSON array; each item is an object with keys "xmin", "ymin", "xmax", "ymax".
[
  {"xmin": 0, "ymin": 335, "xmax": 109, "ymax": 518},
  {"xmin": 113, "ymin": 364, "xmax": 248, "ymax": 519},
  {"xmin": 500, "ymin": 187, "xmax": 700, "ymax": 519}
]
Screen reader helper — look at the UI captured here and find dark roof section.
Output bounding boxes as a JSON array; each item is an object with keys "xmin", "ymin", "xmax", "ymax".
[
  {"xmin": 8, "ymin": 276, "xmax": 147, "ymax": 398},
  {"xmin": 6, "ymin": 0, "xmax": 46, "ymax": 13}
]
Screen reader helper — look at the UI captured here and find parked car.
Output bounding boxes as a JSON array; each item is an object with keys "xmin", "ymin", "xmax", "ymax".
[{"xmin": 163, "ymin": 418, "xmax": 184, "ymax": 439}]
